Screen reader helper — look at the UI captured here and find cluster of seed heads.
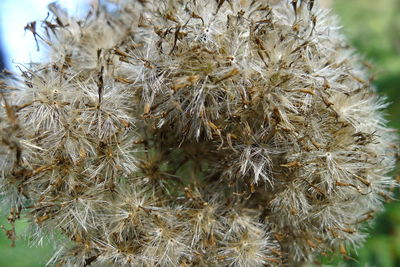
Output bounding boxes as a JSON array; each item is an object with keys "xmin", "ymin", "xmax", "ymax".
[{"xmin": 0, "ymin": 0, "xmax": 398, "ymax": 266}]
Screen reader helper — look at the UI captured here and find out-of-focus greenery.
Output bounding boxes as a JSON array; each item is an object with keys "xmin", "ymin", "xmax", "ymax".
[
  {"xmin": 0, "ymin": 0, "xmax": 399, "ymax": 266},
  {"xmin": 0, "ymin": 217, "xmax": 53, "ymax": 267},
  {"xmin": 334, "ymin": 0, "xmax": 400, "ymax": 130}
]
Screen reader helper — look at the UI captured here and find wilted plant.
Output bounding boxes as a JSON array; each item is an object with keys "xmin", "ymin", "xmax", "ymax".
[{"xmin": 0, "ymin": 0, "xmax": 398, "ymax": 266}]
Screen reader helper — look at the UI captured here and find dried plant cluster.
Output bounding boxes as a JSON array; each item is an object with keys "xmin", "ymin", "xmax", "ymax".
[{"xmin": 0, "ymin": 0, "xmax": 398, "ymax": 266}]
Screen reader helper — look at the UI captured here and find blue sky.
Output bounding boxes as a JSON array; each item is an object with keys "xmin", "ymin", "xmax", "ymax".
[{"xmin": 1, "ymin": 0, "xmax": 90, "ymax": 70}]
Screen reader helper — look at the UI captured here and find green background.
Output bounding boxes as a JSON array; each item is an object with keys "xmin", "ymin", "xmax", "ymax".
[{"xmin": 1, "ymin": 0, "xmax": 400, "ymax": 266}]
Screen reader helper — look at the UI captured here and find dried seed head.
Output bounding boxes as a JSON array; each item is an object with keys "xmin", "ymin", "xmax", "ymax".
[{"xmin": 0, "ymin": 0, "xmax": 398, "ymax": 266}]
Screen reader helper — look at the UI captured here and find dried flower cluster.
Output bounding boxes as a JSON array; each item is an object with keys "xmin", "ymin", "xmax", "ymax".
[{"xmin": 0, "ymin": 0, "xmax": 398, "ymax": 266}]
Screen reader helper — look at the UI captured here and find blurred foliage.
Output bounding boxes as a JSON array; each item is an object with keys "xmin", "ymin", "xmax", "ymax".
[
  {"xmin": 0, "ymin": 216, "xmax": 52, "ymax": 267},
  {"xmin": 334, "ymin": 0, "xmax": 400, "ymax": 130},
  {"xmin": 0, "ymin": 0, "xmax": 399, "ymax": 266}
]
